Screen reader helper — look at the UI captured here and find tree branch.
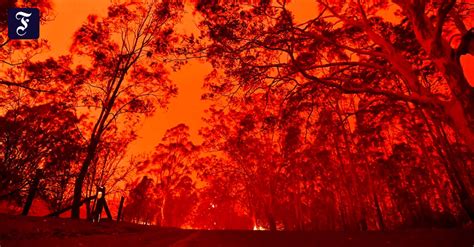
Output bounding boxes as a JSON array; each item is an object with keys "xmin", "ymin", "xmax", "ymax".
[
  {"xmin": 0, "ymin": 79, "xmax": 55, "ymax": 93},
  {"xmin": 435, "ymin": 0, "xmax": 457, "ymax": 47}
]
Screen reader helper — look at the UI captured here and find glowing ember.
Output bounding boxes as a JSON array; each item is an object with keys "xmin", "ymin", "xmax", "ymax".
[{"xmin": 253, "ymin": 225, "xmax": 266, "ymax": 231}]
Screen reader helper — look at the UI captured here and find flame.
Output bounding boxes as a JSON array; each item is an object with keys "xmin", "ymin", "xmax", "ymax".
[{"xmin": 253, "ymin": 225, "xmax": 266, "ymax": 231}]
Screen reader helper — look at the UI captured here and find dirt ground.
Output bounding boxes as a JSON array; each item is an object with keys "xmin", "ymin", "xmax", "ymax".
[{"xmin": 0, "ymin": 214, "xmax": 473, "ymax": 247}]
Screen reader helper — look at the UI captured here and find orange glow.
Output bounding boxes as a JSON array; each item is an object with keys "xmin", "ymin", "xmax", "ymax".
[
  {"xmin": 40, "ymin": 0, "xmax": 474, "ymax": 157},
  {"xmin": 253, "ymin": 225, "xmax": 267, "ymax": 231},
  {"xmin": 41, "ymin": 0, "xmax": 211, "ymax": 154},
  {"xmin": 2, "ymin": 0, "xmax": 473, "ymax": 232}
]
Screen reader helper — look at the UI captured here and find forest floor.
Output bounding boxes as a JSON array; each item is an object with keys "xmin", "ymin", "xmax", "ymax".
[{"xmin": 0, "ymin": 214, "xmax": 473, "ymax": 247}]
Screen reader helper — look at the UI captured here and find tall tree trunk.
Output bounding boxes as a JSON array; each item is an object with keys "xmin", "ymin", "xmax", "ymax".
[
  {"xmin": 267, "ymin": 213, "xmax": 277, "ymax": 231},
  {"xmin": 71, "ymin": 55, "xmax": 131, "ymax": 218},
  {"xmin": 373, "ymin": 192, "xmax": 385, "ymax": 231},
  {"xmin": 419, "ymin": 108, "xmax": 474, "ymax": 221},
  {"xmin": 294, "ymin": 191, "xmax": 304, "ymax": 231},
  {"xmin": 332, "ymin": 133, "xmax": 358, "ymax": 230},
  {"xmin": 71, "ymin": 139, "xmax": 99, "ymax": 219},
  {"xmin": 21, "ymin": 169, "xmax": 42, "ymax": 216},
  {"xmin": 335, "ymin": 100, "xmax": 367, "ymax": 230},
  {"xmin": 161, "ymin": 195, "xmax": 167, "ymax": 227},
  {"xmin": 393, "ymin": 1, "xmax": 474, "ymax": 150}
]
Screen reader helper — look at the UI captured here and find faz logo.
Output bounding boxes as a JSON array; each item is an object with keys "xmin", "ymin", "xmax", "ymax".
[{"xmin": 8, "ymin": 8, "xmax": 40, "ymax": 40}]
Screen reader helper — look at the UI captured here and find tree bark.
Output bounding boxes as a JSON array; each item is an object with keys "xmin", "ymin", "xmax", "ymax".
[
  {"xmin": 373, "ymin": 192, "xmax": 385, "ymax": 231},
  {"xmin": 267, "ymin": 213, "xmax": 277, "ymax": 231},
  {"xmin": 21, "ymin": 169, "xmax": 42, "ymax": 216},
  {"xmin": 117, "ymin": 196, "xmax": 125, "ymax": 223},
  {"xmin": 160, "ymin": 195, "xmax": 167, "ymax": 226},
  {"xmin": 393, "ymin": 1, "xmax": 474, "ymax": 151},
  {"xmin": 71, "ymin": 139, "xmax": 100, "ymax": 219}
]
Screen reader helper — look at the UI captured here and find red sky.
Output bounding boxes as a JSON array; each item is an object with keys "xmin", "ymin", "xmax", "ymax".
[
  {"xmin": 40, "ymin": 0, "xmax": 473, "ymax": 157},
  {"xmin": 41, "ymin": 0, "xmax": 213, "ymax": 156}
]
